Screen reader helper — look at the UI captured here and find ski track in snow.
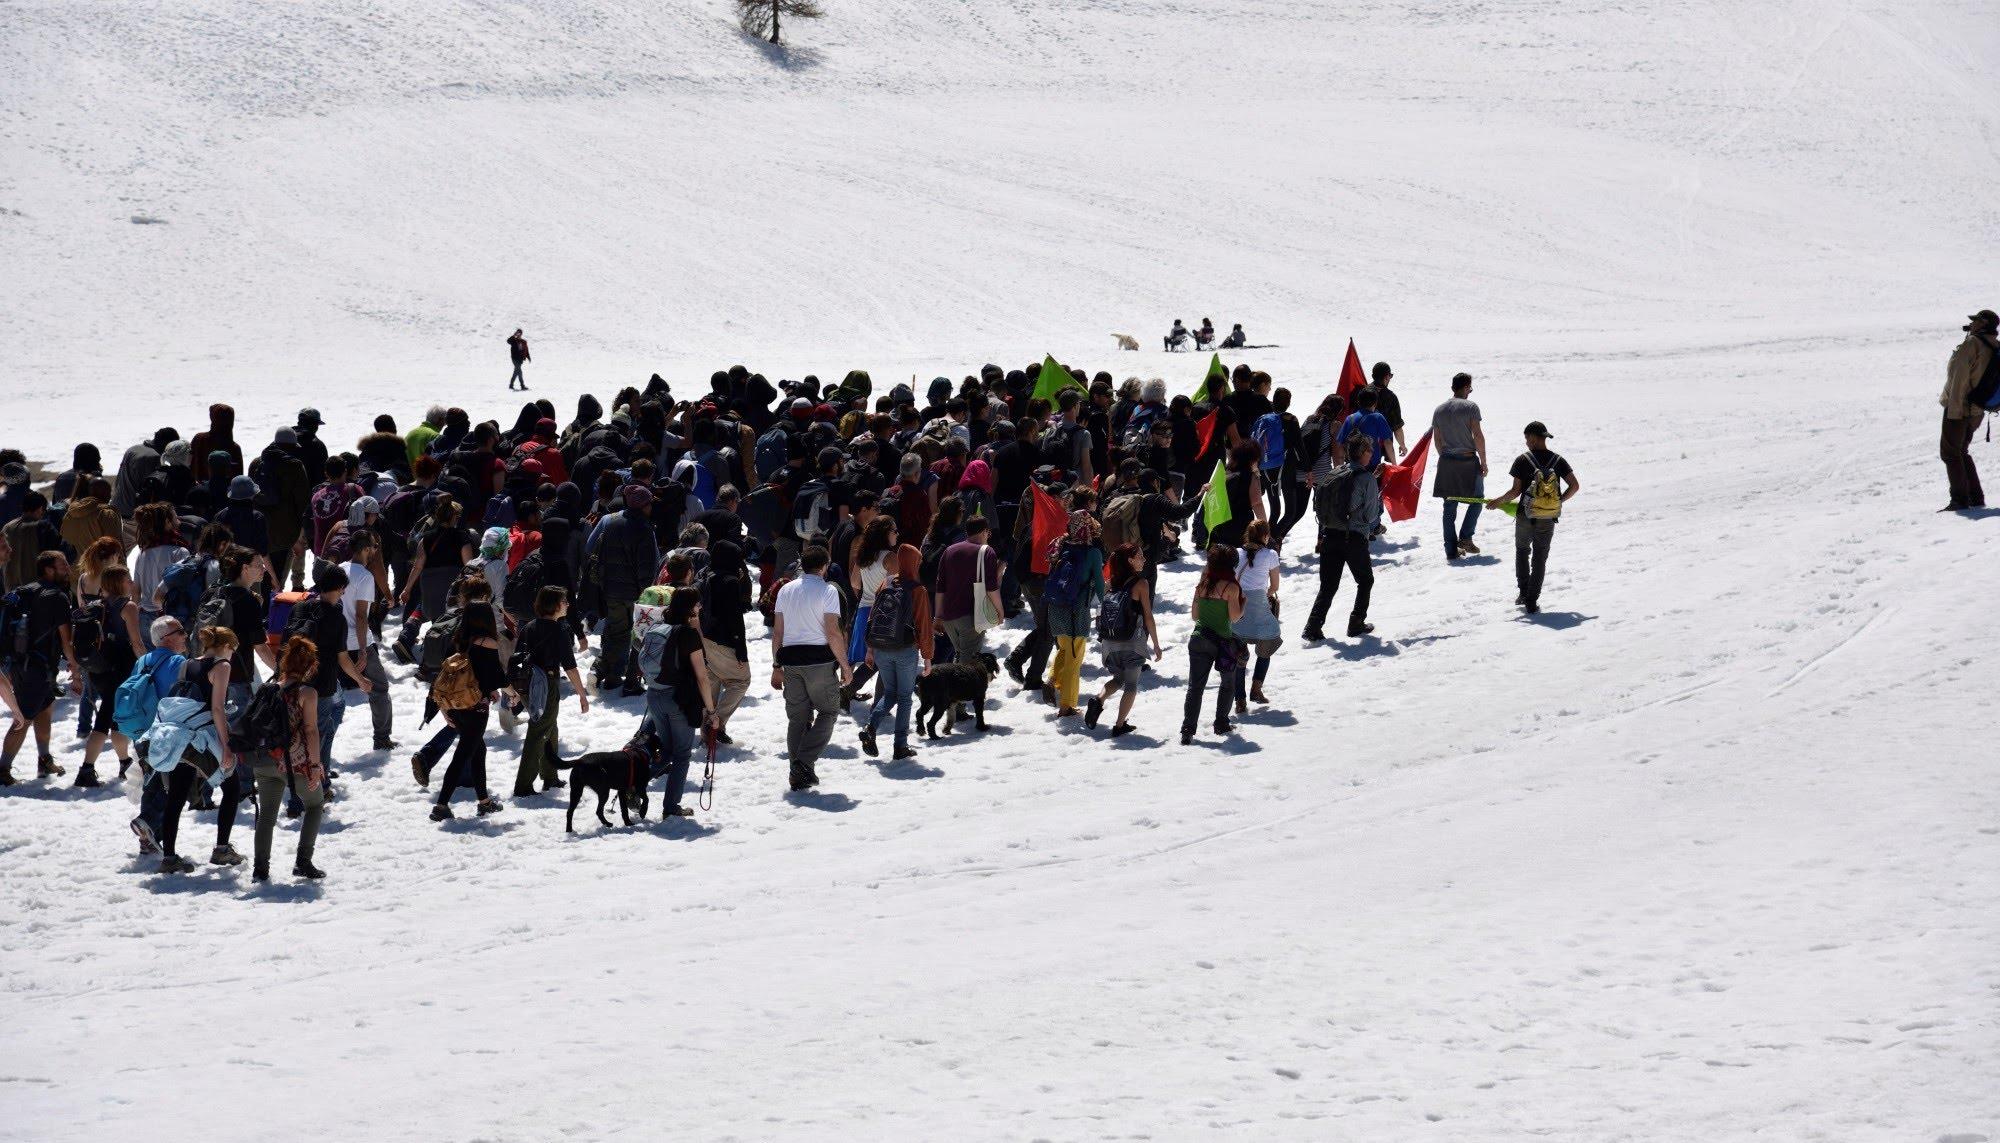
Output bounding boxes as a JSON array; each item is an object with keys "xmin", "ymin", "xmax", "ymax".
[{"xmin": 3, "ymin": 0, "xmax": 1999, "ymax": 1139}]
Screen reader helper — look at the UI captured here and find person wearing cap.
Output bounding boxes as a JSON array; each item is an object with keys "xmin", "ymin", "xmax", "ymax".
[
  {"xmin": 584, "ymin": 484, "xmax": 659, "ymax": 694},
  {"xmin": 1431, "ymin": 372, "xmax": 1488, "ymax": 561},
  {"xmin": 1364, "ymin": 362, "xmax": 1406, "ymax": 460},
  {"xmin": 508, "ymin": 328, "xmax": 531, "ymax": 391},
  {"xmin": 1487, "ymin": 421, "xmax": 1580, "ymax": 615},
  {"xmin": 293, "ymin": 407, "xmax": 329, "ymax": 485},
  {"xmin": 213, "ymin": 474, "xmax": 270, "ymax": 561},
  {"xmin": 1940, "ymin": 309, "xmax": 1997, "ymax": 510}
]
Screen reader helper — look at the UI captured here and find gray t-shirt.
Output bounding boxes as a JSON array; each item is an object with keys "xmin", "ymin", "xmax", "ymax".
[{"xmin": 1431, "ymin": 398, "xmax": 1482, "ymax": 456}]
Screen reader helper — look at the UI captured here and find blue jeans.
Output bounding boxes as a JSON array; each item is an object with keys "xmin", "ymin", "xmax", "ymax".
[
  {"xmin": 643, "ymin": 687, "xmax": 697, "ymax": 811},
  {"xmin": 865, "ymin": 645, "xmax": 921, "ymax": 750},
  {"xmin": 419, "ymin": 725, "xmax": 458, "ymax": 760},
  {"xmin": 317, "ymin": 694, "xmax": 344, "ymax": 776},
  {"xmin": 1442, "ymin": 474, "xmax": 1485, "ymax": 554}
]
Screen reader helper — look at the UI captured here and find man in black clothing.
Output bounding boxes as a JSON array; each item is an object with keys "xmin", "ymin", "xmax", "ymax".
[
  {"xmin": 588, "ymin": 485, "xmax": 660, "ymax": 694},
  {"xmin": 0, "ymin": 551, "xmax": 82, "ymax": 785},
  {"xmin": 689, "ymin": 486, "xmax": 748, "ymax": 560},
  {"xmin": 1364, "ymin": 362, "xmax": 1406, "ymax": 460},
  {"xmin": 1487, "ymin": 421, "xmax": 1581, "ymax": 614},
  {"xmin": 294, "ymin": 407, "xmax": 330, "ymax": 486},
  {"xmin": 293, "ymin": 564, "xmax": 369, "ymax": 810}
]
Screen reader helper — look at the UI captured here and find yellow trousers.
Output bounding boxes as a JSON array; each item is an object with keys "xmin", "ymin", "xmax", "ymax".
[{"xmin": 1051, "ymin": 635, "xmax": 1088, "ymax": 709}]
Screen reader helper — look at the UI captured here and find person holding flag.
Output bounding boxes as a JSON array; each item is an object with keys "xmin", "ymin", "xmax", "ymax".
[
  {"xmin": 1195, "ymin": 443, "xmax": 1265, "ymax": 551},
  {"xmin": 1486, "ymin": 421, "xmax": 1580, "ymax": 614}
]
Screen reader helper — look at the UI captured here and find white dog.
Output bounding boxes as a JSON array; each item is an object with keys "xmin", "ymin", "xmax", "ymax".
[{"xmin": 1112, "ymin": 333, "xmax": 1140, "ymax": 351}]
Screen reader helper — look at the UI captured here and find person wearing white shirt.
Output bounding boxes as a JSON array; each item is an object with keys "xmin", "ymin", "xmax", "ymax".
[
  {"xmin": 342, "ymin": 531, "xmax": 394, "ymax": 750},
  {"xmin": 770, "ymin": 545, "xmax": 850, "ymax": 792}
]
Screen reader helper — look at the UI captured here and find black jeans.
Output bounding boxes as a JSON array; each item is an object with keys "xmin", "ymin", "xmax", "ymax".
[
  {"xmin": 1183, "ymin": 630, "xmax": 1238, "ymax": 733},
  {"xmin": 1006, "ymin": 578, "xmax": 1053, "ymax": 684},
  {"xmin": 1275, "ymin": 470, "xmax": 1310, "ymax": 542},
  {"xmin": 435, "ymin": 704, "xmax": 491, "ymax": 805},
  {"xmin": 157, "ymin": 764, "xmax": 202, "ymax": 858},
  {"xmin": 1306, "ymin": 529, "xmax": 1373, "ymax": 632},
  {"xmin": 1514, "ymin": 516, "xmax": 1556, "ymax": 605}
]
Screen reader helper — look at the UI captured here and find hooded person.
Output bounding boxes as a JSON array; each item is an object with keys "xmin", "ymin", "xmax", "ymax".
[
  {"xmin": 250, "ymin": 431, "xmax": 312, "ymax": 569},
  {"xmin": 188, "ymin": 404, "xmax": 243, "ymax": 482},
  {"xmin": 59, "ymin": 476, "xmax": 122, "ymax": 553},
  {"xmin": 828, "ymin": 369, "xmax": 873, "ymax": 408},
  {"xmin": 643, "ymin": 373, "xmax": 672, "ymax": 404},
  {"xmin": 113, "ymin": 430, "xmax": 172, "ymax": 517},
  {"xmin": 54, "ymin": 443, "xmax": 103, "ymax": 506},
  {"xmin": 957, "ymin": 458, "xmax": 997, "ymax": 525},
  {"xmin": 503, "ymin": 402, "xmax": 542, "ymax": 449},
  {"xmin": 157, "ymin": 440, "xmax": 195, "ymax": 507},
  {"xmin": 559, "ymin": 393, "xmax": 604, "ymax": 463},
  {"xmin": 358, "ymin": 415, "xmax": 409, "ymax": 479},
  {"xmin": 741, "ymin": 373, "xmax": 780, "ymax": 432},
  {"xmin": 433, "ymin": 408, "xmax": 471, "ymax": 458}
]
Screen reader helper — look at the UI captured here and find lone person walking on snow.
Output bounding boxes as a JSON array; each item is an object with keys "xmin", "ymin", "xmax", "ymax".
[
  {"xmin": 1487, "ymin": 421, "xmax": 1579, "ymax": 615},
  {"xmin": 507, "ymin": 329, "xmax": 531, "ymax": 391},
  {"xmin": 1940, "ymin": 308, "xmax": 1997, "ymax": 511}
]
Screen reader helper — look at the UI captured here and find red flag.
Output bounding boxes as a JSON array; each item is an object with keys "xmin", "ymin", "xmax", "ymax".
[
  {"xmin": 1335, "ymin": 338, "xmax": 1367, "ymax": 409},
  {"xmin": 1029, "ymin": 482, "xmax": 1068, "ymax": 574},
  {"xmin": 1378, "ymin": 429, "xmax": 1432, "ymax": 522},
  {"xmin": 1193, "ymin": 409, "xmax": 1218, "ymax": 458}
]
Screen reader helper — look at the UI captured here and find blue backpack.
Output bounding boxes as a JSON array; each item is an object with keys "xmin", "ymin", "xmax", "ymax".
[
  {"xmin": 157, "ymin": 556, "xmax": 211, "ymax": 624},
  {"xmin": 113, "ymin": 651, "xmax": 175, "ymax": 738},
  {"xmin": 1042, "ymin": 540, "xmax": 1091, "ymax": 607},
  {"xmin": 1252, "ymin": 412, "xmax": 1285, "ymax": 472},
  {"xmin": 754, "ymin": 427, "xmax": 790, "ymax": 483},
  {"xmin": 674, "ymin": 454, "xmax": 718, "ymax": 509}
]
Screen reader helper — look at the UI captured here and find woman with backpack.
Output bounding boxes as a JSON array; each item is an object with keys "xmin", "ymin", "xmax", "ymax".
[
  {"xmin": 130, "ymin": 503, "xmax": 188, "ymax": 649},
  {"xmin": 253, "ymin": 635, "xmax": 326, "ymax": 881},
  {"xmin": 152, "ymin": 625, "xmax": 240, "ymax": 871},
  {"xmin": 1232, "ymin": 520, "xmax": 1283, "ymax": 710},
  {"xmin": 429, "ymin": 600, "xmax": 510, "ymax": 820},
  {"xmin": 1084, "ymin": 543, "xmax": 1159, "ymax": 737},
  {"xmin": 858, "ymin": 543, "xmax": 932, "ymax": 761},
  {"xmin": 636, "ymin": 587, "xmax": 714, "ymax": 818},
  {"xmin": 70, "ymin": 534, "xmax": 126, "ymax": 742},
  {"xmin": 78, "ymin": 566, "xmax": 145, "ymax": 784},
  {"xmin": 1045, "ymin": 493, "xmax": 1105, "ymax": 718},
  {"xmin": 513, "ymin": 585, "xmax": 589, "ymax": 798},
  {"xmin": 1182, "ymin": 544, "xmax": 1246, "ymax": 745},
  {"xmin": 398, "ymin": 496, "xmax": 476, "ymax": 655},
  {"xmin": 845, "ymin": 517, "xmax": 897, "ymax": 703}
]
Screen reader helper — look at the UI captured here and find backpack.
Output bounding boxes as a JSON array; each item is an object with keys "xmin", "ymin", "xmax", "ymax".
[
  {"xmin": 1119, "ymin": 405, "xmax": 1162, "ymax": 455},
  {"xmin": 419, "ymin": 607, "xmax": 465, "ymax": 682},
  {"xmin": 1042, "ymin": 540, "xmax": 1091, "ymax": 607},
  {"xmin": 250, "ymin": 458, "xmax": 282, "ymax": 511},
  {"xmin": 309, "ymin": 482, "xmax": 350, "ymax": 539},
  {"xmin": 754, "ymin": 426, "xmax": 790, "ymax": 483},
  {"xmin": 1971, "ymin": 342, "xmax": 2000, "ymax": 411},
  {"xmin": 791, "ymin": 478, "xmax": 835, "ymax": 543},
  {"xmin": 864, "ymin": 577, "xmax": 918, "ymax": 651},
  {"xmin": 231, "ymin": 682, "xmax": 290, "ymax": 756},
  {"xmin": 191, "ymin": 587, "xmax": 234, "ymax": 656},
  {"xmin": 430, "ymin": 652, "xmax": 483, "ymax": 711},
  {"xmin": 281, "ymin": 595, "xmax": 329, "ymax": 645},
  {"xmin": 1101, "ymin": 493, "xmax": 1144, "ymax": 555},
  {"xmin": 0, "ymin": 590, "xmax": 30, "ymax": 664},
  {"xmin": 1314, "ymin": 467, "xmax": 1362, "ymax": 534},
  {"xmin": 673, "ymin": 455, "xmax": 719, "ymax": 510},
  {"xmin": 502, "ymin": 550, "xmax": 546, "ymax": 619},
  {"xmin": 265, "ymin": 591, "xmax": 310, "ymax": 647},
  {"xmin": 382, "ymin": 485, "xmax": 426, "ymax": 544},
  {"xmin": 506, "ymin": 643, "xmax": 537, "ymax": 697},
  {"xmin": 113, "ymin": 652, "xmax": 169, "ymax": 737},
  {"xmin": 70, "ymin": 598, "xmax": 108, "ymax": 672},
  {"xmin": 1252, "ymin": 412, "xmax": 1285, "ymax": 472},
  {"xmin": 1040, "ymin": 421, "xmax": 1081, "ymax": 473},
  {"xmin": 1097, "ymin": 584, "xmax": 1139, "ymax": 641},
  {"xmin": 157, "ymin": 555, "xmax": 210, "ymax": 625},
  {"xmin": 1521, "ymin": 452, "xmax": 1565, "ymax": 520}
]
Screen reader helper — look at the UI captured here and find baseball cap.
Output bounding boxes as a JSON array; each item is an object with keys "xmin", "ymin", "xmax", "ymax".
[
  {"xmin": 297, "ymin": 407, "xmax": 324, "ymax": 427},
  {"xmin": 1523, "ymin": 421, "xmax": 1553, "ymax": 438},
  {"xmin": 1969, "ymin": 309, "xmax": 1998, "ymax": 327}
]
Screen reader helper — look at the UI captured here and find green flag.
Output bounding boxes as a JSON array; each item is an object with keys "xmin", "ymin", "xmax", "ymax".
[
  {"xmin": 1192, "ymin": 353, "xmax": 1225, "ymax": 400},
  {"xmin": 1032, "ymin": 354, "xmax": 1085, "ymax": 405},
  {"xmin": 1201, "ymin": 459, "xmax": 1232, "ymax": 532},
  {"xmin": 1447, "ymin": 495, "xmax": 1515, "ymax": 517}
]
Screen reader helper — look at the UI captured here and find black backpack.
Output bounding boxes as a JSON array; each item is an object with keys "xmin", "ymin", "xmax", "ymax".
[
  {"xmin": 502, "ymin": 550, "xmax": 546, "ymax": 619},
  {"xmin": 1097, "ymin": 585, "xmax": 1139, "ymax": 642},
  {"xmin": 1970, "ymin": 342, "xmax": 2000, "ymax": 411},
  {"xmin": 865, "ymin": 577, "xmax": 918, "ymax": 651},
  {"xmin": 418, "ymin": 606, "xmax": 464, "ymax": 682},
  {"xmin": 232, "ymin": 682, "xmax": 291, "ymax": 755},
  {"xmin": 282, "ymin": 595, "xmax": 329, "ymax": 644},
  {"xmin": 191, "ymin": 586, "xmax": 234, "ymax": 655},
  {"xmin": 70, "ymin": 598, "xmax": 109, "ymax": 672},
  {"xmin": 1040, "ymin": 421, "xmax": 1080, "ymax": 472}
]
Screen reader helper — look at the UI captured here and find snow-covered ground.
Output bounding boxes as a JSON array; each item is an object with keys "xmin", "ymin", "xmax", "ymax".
[{"xmin": 3, "ymin": 1, "xmax": 1998, "ymax": 1139}]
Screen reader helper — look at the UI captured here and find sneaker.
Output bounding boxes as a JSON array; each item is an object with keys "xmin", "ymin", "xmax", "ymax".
[
  {"xmin": 1459, "ymin": 539, "xmax": 1481, "ymax": 555},
  {"xmin": 389, "ymin": 642, "xmax": 415, "ymax": 666},
  {"xmin": 429, "ymin": 803, "xmax": 453, "ymax": 821},
  {"xmin": 1084, "ymin": 696, "xmax": 1104, "ymax": 729},
  {"xmin": 512, "ymin": 786, "xmax": 538, "ymax": 799},
  {"xmin": 252, "ymin": 864, "xmax": 270, "ymax": 883},
  {"xmin": 73, "ymin": 763, "xmax": 101, "ymax": 789},
  {"xmin": 1004, "ymin": 658, "xmax": 1025, "ymax": 686},
  {"xmin": 158, "ymin": 854, "xmax": 196, "ymax": 874},
  {"xmin": 1110, "ymin": 722, "xmax": 1137, "ymax": 738},
  {"xmin": 857, "ymin": 728, "xmax": 878, "ymax": 758},
  {"xmin": 662, "ymin": 805, "xmax": 694, "ymax": 818},
  {"xmin": 891, "ymin": 746, "xmax": 918, "ymax": 761},
  {"xmin": 476, "ymin": 796, "xmax": 503, "ymax": 816},
  {"xmin": 714, "ymin": 731, "xmax": 734, "ymax": 746},
  {"xmin": 410, "ymin": 754, "xmax": 433, "ymax": 788},
  {"xmin": 1301, "ymin": 627, "xmax": 1325, "ymax": 642},
  {"xmin": 1180, "ymin": 729, "xmax": 1195, "ymax": 746},
  {"xmin": 117, "ymin": 758, "xmax": 133, "ymax": 780},
  {"xmin": 37, "ymin": 755, "xmax": 65, "ymax": 778},
  {"xmin": 293, "ymin": 859, "xmax": 325, "ymax": 880},
  {"xmin": 210, "ymin": 844, "xmax": 245, "ymax": 867},
  {"xmin": 131, "ymin": 816, "xmax": 159, "ymax": 855},
  {"xmin": 1347, "ymin": 621, "xmax": 1375, "ymax": 637}
]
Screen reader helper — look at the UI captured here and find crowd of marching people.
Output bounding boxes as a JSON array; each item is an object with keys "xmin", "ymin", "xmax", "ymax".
[{"xmin": 0, "ymin": 352, "xmax": 1581, "ymax": 881}]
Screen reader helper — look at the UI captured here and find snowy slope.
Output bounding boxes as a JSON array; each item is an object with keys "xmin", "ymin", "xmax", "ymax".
[{"xmin": 3, "ymin": 1, "xmax": 1998, "ymax": 1139}]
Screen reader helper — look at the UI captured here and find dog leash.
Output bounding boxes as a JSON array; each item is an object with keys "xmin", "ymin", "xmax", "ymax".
[{"xmin": 698, "ymin": 723, "xmax": 717, "ymax": 812}]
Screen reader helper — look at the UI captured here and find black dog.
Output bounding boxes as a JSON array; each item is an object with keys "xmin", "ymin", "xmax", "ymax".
[
  {"xmin": 555, "ymin": 739, "xmax": 654, "ymax": 832},
  {"xmin": 914, "ymin": 652, "xmax": 999, "ymax": 738}
]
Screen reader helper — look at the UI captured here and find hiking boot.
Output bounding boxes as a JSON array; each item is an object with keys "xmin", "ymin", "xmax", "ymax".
[
  {"xmin": 1234, "ymin": 698, "xmax": 1248, "ymax": 716},
  {"xmin": 1459, "ymin": 539, "xmax": 1481, "ymax": 555},
  {"xmin": 210, "ymin": 844, "xmax": 245, "ymax": 866},
  {"xmin": 373, "ymin": 738, "xmax": 396, "ymax": 751},
  {"xmin": 131, "ymin": 816, "xmax": 159, "ymax": 854},
  {"xmin": 1004, "ymin": 658, "xmax": 1025, "ymax": 686},
  {"xmin": 541, "ymin": 779, "xmax": 566, "ymax": 792},
  {"xmin": 1057, "ymin": 706, "xmax": 1079, "ymax": 718},
  {"xmin": 252, "ymin": 864, "xmax": 270, "ymax": 883},
  {"xmin": 389, "ymin": 642, "xmax": 414, "ymax": 666},
  {"xmin": 429, "ymin": 803, "xmax": 453, "ymax": 822},
  {"xmin": 1214, "ymin": 720, "xmax": 1233, "ymax": 735},
  {"xmin": 1446, "ymin": 550, "xmax": 1461, "ymax": 562},
  {"xmin": 1347, "ymin": 620, "xmax": 1374, "ymax": 637},
  {"xmin": 662, "ymin": 805, "xmax": 694, "ymax": 818},
  {"xmin": 1110, "ymin": 722, "xmax": 1137, "ymax": 738},
  {"xmin": 74, "ymin": 763, "xmax": 101, "ymax": 789},
  {"xmin": 37, "ymin": 755, "xmax": 65, "ymax": 779},
  {"xmin": 857, "ymin": 728, "xmax": 879, "ymax": 758},
  {"xmin": 117, "ymin": 757, "xmax": 133, "ymax": 780},
  {"xmin": 1301, "ymin": 627, "xmax": 1325, "ymax": 642},
  {"xmin": 293, "ymin": 858, "xmax": 325, "ymax": 880},
  {"xmin": 411, "ymin": 754, "xmax": 433, "ymax": 788},
  {"xmin": 1179, "ymin": 729, "xmax": 1195, "ymax": 746},
  {"xmin": 891, "ymin": 746, "xmax": 918, "ymax": 761},
  {"xmin": 714, "ymin": 730, "xmax": 733, "ymax": 746},
  {"xmin": 512, "ymin": 786, "xmax": 538, "ymax": 799},
  {"xmin": 476, "ymin": 796, "xmax": 503, "ymax": 816},
  {"xmin": 158, "ymin": 854, "xmax": 196, "ymax": 874},
  {"xmin": 1040, "ymin": 684, "xmax": 1058, "ymax": 706},
  {"xmin": 1249, "ymin": 685, "xmax": 1269, "ymax": 705},
  {"xmin": 0, "ymin": 764, "xmax": 13, "ymax": 786},
  {"xmin": 1524, "ymin": 601, "xmax": 1541, "ymax": 615},
  {"xmin": 1084, "ymin": 696, "xmax": 1104, "ymax": 729}
]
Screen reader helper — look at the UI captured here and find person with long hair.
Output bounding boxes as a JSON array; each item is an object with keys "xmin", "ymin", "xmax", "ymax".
[
  {"xmin": 252, "ymin": 636, "xmax": 326, "ymax": 880},
  {"xmin": 1203, "ymin": 442, "xmax": 1267, "ymax": 550},
  {"xmin": 154, "ymin": 625, "xmax": 237, "ymax": 871},
  {"xmin": 69, "ymin": 534, "xmax": 127, "ymax": 743},
  {"xmin": 430, "ymin": 600, "xmax": 509, "ymax": 820},
  {"xmin": 514, "ymin": 586, "xmax": 589, "ymax": 798},
  {"xmin": 1232, "ymin": 520, "xmax": 1283, "ymax": 709},
  {"xmin": 130, "ymin": 503, "xmax": 187, "ymax": 648},
  {"xmin": 77, "ymin": 566, "xmax": 145, "ymax": 783},
  {"xmin": 637, "ymin": 587, "xmax": 715, "ymax": 817},
  {"xmin": 1084, "ymin": 543, "xmax": 1160, "ymax": 737},
  {"xmin": 397, "ymin": 495, "xmax": 476, "ymax": 657},
  {"xmin": 845, "ymin": 516, "xmax": 898, "ymax": 699},
  {"xmin": 1046, "ymin": 491, "xmax": 1105, "ymax": 718},
  {"xmin": 1182, "ymin": 544, "xmax": 1245, "ymax": 745}
]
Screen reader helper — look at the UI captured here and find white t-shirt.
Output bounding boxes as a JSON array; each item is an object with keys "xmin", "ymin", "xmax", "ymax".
[
  {"xmin": 1236, "ymin": 546, "xmax": 1279, "ymax": 594},
  {"xmin": 774, "ymin": 574, "xmax": 841, "ymax": 648},
  {"xmin": 343, "ymin": 560, "xmax": 376, "ymax": 650}
]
